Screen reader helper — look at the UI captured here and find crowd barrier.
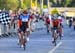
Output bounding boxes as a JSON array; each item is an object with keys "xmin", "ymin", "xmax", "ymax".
[{"xmin": 0, "ymin": 21, "xmax": 18, "ymax": 38}]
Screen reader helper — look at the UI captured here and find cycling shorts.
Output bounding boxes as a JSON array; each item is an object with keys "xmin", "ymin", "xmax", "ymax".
[
  {"xmin": 18, "ymin": 22, "xmax": 29, "ymax": 33},
  {"xmin": 53, "ymin": 26, "xmax": 58, "ymax": 30}
]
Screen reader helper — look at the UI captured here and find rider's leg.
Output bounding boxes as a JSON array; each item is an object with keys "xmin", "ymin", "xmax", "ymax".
[
  {"xmin": 46, "ymin": 24, "xmax": 49, "ymax": 33},
  {"xmin": 20, "ymin": 31, "xmax": 27, "ymax": 48},
  {"xmin": 19, "ymin": 32, "xmax": 23, "ymax": 47},
  {"xmin": 18, "ymin": 32, "xmax": 21, "ymax": 43},
  {"xmin": 52, "ymin": 27, "xmax": 58, "ymax": 43},
  {"xmin": 52, "ymin": 28, "xmax": 55, "ymax": 43},
  {"xmin": 26, "ymin": 22, "xmax": 30, "ymax": 41},
  {"xmin": 17, "ymin": 28, "xmax": 21, "ymax": 44},
  {"xmin": 26, "ymin": 28, "xmax": 30, "ymax": 41},
  {"xmin": 61, "ymin": 27, "xmax": 63, "ymax": 36}
]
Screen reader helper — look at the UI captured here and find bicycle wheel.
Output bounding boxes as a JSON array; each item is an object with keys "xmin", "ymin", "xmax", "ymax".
[
  {"xmin": 58, "ymin": 28, "xmax": 62, "ymax": 40},
  {"xmin": 54, "ymin": 29, "xmax": 59, "ymax": 45},
  {"xmin": 52, "ymin": 31, "xmax": 57, "ymax": 46},
  {"xmin": 54, "ymin": 40, "xmax": 56, "ymax": 46},
  {"xmin": 19, "ymin": 39, "xmax": 21, "ymax": 48},
  {"xmin": 54, "ymin": 34, "xmax": 57, "ymax": 46},
  {"xmin": 23, "ymin": 36, "xmax": 27, "ymax": 50},
  {"xmin": 59, "ymin": 32, "xmax": 62, "ymax": 40},
  {"xmin": 23, "ymin": 42, "xmax": 26, "ymax": 50}
]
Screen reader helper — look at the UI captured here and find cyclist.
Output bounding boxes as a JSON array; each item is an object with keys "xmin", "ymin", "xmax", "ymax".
[
  {"xmin": 17, "ymin": 10, "xmax": 30, "ymax": 48},
  {"xmin": 51, "ymin": 15, "xmax": 60, "ymax": 43},
  {"xmin": 29, "ymin": 13, "xmax": 36, "ymax": 32},
  {"xmin": 58, "ymin": 15, "xmax": 63, "ymax": 37},
  {"xmin": 73, "ymin": 17, "xmax": 75, "ymax": 31},
  {"xmin": 45, "ymin": 16, "xmax": 50, "ymax": 33}
]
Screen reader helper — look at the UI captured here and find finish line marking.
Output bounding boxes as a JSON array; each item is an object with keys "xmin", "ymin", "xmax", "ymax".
[{"xmin": 48, "ymin": 41, "xmax": 62, "ymax": 53}]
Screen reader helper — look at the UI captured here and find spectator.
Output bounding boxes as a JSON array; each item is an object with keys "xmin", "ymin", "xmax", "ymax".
[
  {"xmin": 73, "ymin": 17, "xmax": 75, "ymax": 30},
  {"xmin": 68, "ymin": 17, "xmax": 72, "ymax": 28}
]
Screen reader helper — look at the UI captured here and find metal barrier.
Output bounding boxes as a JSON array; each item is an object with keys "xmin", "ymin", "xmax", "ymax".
[
  {"xmin": 0, "ymin": 23, "xmax": 18, "ymax": 38},
  {"xmin": 0, "ymin": 24, "xmax": 2, "ymax": 35},
  {"xmin": 0, "ymin": 12, "xmax": 18, "ymax": 38}
]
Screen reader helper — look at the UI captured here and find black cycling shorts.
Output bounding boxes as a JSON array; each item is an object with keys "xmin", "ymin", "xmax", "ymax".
[
  {"xmin": 18, "ymin": 22, "xmax": 28, "ymax": 33},
  {"xmin": 53, "ymin": 26, "xmax": 58, "ymax": 30}
]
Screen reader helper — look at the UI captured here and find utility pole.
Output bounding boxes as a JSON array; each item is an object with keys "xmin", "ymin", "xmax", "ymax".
[
  {"xmin": 35, "ymin": 0, "xmax": 37, "ymax": 8},
  {"xmin": 40, "ymin": 0, "xmax": 43, "ymax": 14},
  {"xmin": 47, "ymin": 0, "xmax": 50, "ymax": 13},
  {"xmin": 48, "ymin": 0, "xmax": 49, "ymax": 9},
  {"xmin": 31, "ymin": 0, "xmax": 32, "ymax": 8},
  {"xmin": 41, "ymin": 0, "xmax": 43, "ymax": 9}
]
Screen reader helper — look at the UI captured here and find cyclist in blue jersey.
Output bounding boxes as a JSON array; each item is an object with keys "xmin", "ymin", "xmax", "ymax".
[{"xmin": 18, "ymin": 10, "xmax": 30, "ymax": 48}]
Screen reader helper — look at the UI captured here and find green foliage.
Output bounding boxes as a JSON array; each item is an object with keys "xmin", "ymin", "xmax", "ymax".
[
  {"xmin": 21, "ymin": 1, "xmax": 26, "ymax": 9},
  {"xmin": 0, "ymin": 0, "xmax": 31, "ymax": 10},
  {"xmin": 37, "ymin": 2, "xmax": 40, "ymax": 7},
  {"xmin": 51, "ymin": 8, "xmax": 59, "ymax": 15},
  {"xmin": 43, "ymin": 5, "xmax": 47, "ymax": 9},
  {"xmin": 0, "ymin": 0, "xmax": 7, "ymax": 9},
  {"xmin": 21, "ymin": 0, "xmax": 30, "ymax": 9},
  {"xmin": 50, "ymin": 0, "xmax": 74, "ymax": 7},
  {"xmin": 7, "ymin": 0, "xmax": 19, "ymax": 10},
  {"xmin": 0, "ymin": 0, "xmax": 19, "ymax": 10},
  {"xmin": 64, "ymin": 0, "xmax": 72, "ymax": 7}
]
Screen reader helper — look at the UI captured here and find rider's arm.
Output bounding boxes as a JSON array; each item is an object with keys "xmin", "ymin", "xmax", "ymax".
[
  {"xmin": 28, "ymin": 15, "xmax": 31, "ymax": 29},
  {"xmin": 28, "ymin": 19, "xmax": 31, "ymax": 28},
  {"xmin": 17, "ymin": 15, "xmax": 22, "ymax": 29}
]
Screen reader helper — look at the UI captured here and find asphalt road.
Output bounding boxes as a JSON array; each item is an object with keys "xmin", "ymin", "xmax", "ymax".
[{"xmin": 0, "ymin": 19, "xmax": 75, "ymax": 53}]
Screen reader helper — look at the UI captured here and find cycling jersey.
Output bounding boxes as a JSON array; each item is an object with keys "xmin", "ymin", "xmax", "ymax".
[
  {"xmin": 52, "ymin": 19, "xmax": 60, "ymax": 27},
  {"xmin": 46, "ymin": 17, "xmax": 50, "ymax": 24},
  {"xmin": 19, "ymin": 14, "xmax": 30, "ymax": 22},
  {"xmin": 18, "ymin": 14, "xmax": 30, "ymax": 32}
]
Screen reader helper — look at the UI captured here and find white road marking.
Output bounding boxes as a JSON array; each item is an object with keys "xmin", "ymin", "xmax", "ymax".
[
  {"xmin": 30, "ymin": 39, "xmax": 75, "ymax": 41},
  {"xmin": 48, "ymin": 41, "xmax": 62, "ymax": 53}
]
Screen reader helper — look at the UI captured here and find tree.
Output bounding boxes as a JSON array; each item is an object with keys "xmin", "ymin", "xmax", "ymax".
[
  {"xmin": 21, "ymin": 0, "xmax": 31, "ymax": 9},
  {"xmin": 71, "ymin": 0, "xmax": 75, "ymax": 7},
  {"xmin": 0, "ymin": 0, "xmax": 19, "ymax": 10},
  {"xmin": 6, "ymin": 0, "xmax": 19, "ymax": 10},
  {"xmin": 64, "ymin": 0, "xmax": 72, "ymax": 7},
  {"xmin": 50, "ymin": 0, "xmax": 73, "ymax": 7},
  {"xmin": 0, "ymin": 0, "xmax": 7, "ymax": 9}
]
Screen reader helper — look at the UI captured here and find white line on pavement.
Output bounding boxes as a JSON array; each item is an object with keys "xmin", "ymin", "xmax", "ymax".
[
  {"xmin": 30, "ymin": 39, "xmax": 75, "ymax": 41},
  {"xmin": 30, "ymin": 39, "xmax": 51, "ymax": 41},
  {"xmin": 48, "ymin": 41, "xmax": 62, "ymax": 53}
]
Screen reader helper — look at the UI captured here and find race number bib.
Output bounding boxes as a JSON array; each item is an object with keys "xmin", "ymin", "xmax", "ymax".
[{"xmin": 22, "ymin": 18, "xmax": 28, "ymax": 22}]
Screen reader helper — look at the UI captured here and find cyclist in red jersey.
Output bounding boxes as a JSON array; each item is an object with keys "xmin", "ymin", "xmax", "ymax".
[{"xmin": 51, "ymin": 16, "xmax": 60, "ymax": 43}]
